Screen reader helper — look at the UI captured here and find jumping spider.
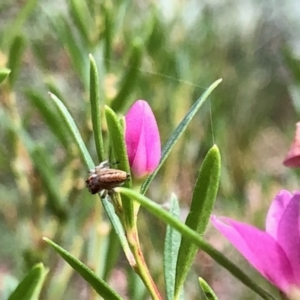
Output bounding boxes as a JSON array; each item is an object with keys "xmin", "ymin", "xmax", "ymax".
[{"xmin": 86, "ymin": 160, "xmax": 130, "ymax": 197}]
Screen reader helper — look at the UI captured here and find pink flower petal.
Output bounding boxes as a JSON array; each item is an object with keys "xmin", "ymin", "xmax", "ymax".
[
  {"xmin": 144, "ymin": 110, "xmax": 161, "ymax": 173},
  {"xmin": 266, "ymin": 190, "xmax": 293, "ymax": 238},
  {"xmin": 211, "ymin": 216, "xmax": 294, "ymax": 293},
  {"xmin": 131, "ymin": 125, "xmax": 147, "ymax": 177},
  {"xmin": 125, "ymin": 100, "xmax": 145, "ymax": 166},
  {"xmin": 125, "ymin": 100, "xmax": 161, "ymax": 178},
  {"xmin": 275, "ymin": 193, "xmax": 300, "ymax": 285}
]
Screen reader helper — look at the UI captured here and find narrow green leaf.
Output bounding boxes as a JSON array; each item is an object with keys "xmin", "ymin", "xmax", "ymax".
[
  {"xmin": 116, "ymin": 187, "xmax": 275, "ymax": 300},
  {"xmin": 110, "ymin": 40, "xmax": 143, "ymax": 111},
  {"xmin": 45, "ymin": 80, "xmax": 68, "ymax": 105},
  {"xmin": 8, "ymin": 263, "xmax": 47, "ymax": 300},
  {"xmin": 0, "ymin": 68, "xmax": 11, "ymax": 84},
  {"xmin": 283, "ymin": 49, "xmax": 300, "ymax": 114},
  {"xmin": 0, "ymin": 107, "xmax": 33, "ymax": 152},
  {"xmin": 103, "ymin": 3, "xmax": 113, "ymax": 71},
  {"xmin": 287, "ymin": 84, "xmax": 300, "ymax": 115},
  {"xmin": 43, "ymin": 238, "xmax": 122, "ymax": 300},
  {"xmin": 175, "ymin": 145, "xmax": 221, "ymax": 297},
  {"xmin": 104, "ymin": 106, "xmax": 131, "ymax": 177},
  {"xmin": 46, "ymin": 93, "xmax": 133, "ymax": 264},
  {"xmin": 283, "ymin": 48, "xmax": 300, "ymax": 83},
  {"xmin": 0, "ymin": 109, "xmax": 66, "ymax": 221},
  {"xmin": 89, "ymin": 54, "xmax": 105, "ymax": 162},
  {"xmin": 25, "ymin": 90, "xmax": 70, "ymax": 148},
  {"xmin": 140, "ymin": 79, "xmax": 222, "ymax": 195},
  {"xmin": 127, "ymin": 267, "xmax": 146, "ymax": 300},
  {"xmin": 3, "ymin": 0, "xmax": 37, "ymax": 48},
  {"xmin": 104, "ymin": 106, "xmax": 134, "ymax": 228},
  {"xmin": 31, "ymin": 41, "xmax": 50, "ymax": 71},
  {"xmin": 47, "ymin": 237, "xmax": 83, "ymax": 300},
  {"xmin": 68, "ymin": 0, "xmax": 92, "ymax": 45},
  {"xmin": 100, "ymin": 196, "xmax": 136, "ymax": 268},
  {"xmin": 103, "ymin": 228, "xmax": 120, "ymax": 281},
  {"xmin": 0, "ymin": 95, "xmax": 130, "ymax": 282},
  {"xmin": 48, "ymin": 92, "xmax": 94, "ymax": 169},
  {"xmin": 164, "ymin": 194, "xmax": 184, "ymax": 300},
  {"xmin": 7, "ymin": 35, "xmax": 26, "ymax": 86},
  {"xmin": 49, "ymin": 15, "xmax": 88, "ymax": 87},
  {"xmin": 31, "ymin": 147, "xmax": 67, "ymax": 221},
  {"xmin": 199, "ymin": 278, "xmax": 218, "ymax": 300}
]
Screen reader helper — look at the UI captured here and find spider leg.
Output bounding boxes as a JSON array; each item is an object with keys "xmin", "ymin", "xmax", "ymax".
[
  {"xmin": 100, "ymin": 190, "xmax": 108, "ymax": 199},
  {"xmin": 107, "ymin": 189, "xmax": 115, "ymax": 197}
]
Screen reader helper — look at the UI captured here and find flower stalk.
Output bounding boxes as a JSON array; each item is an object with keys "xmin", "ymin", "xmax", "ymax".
[
  {"xmin": 126, "ymin": 226, "xmax": 163, "ymax": 300},
  {"xmin": 121, "ymin": 99, "xmax": 162, "ymax": 299}
]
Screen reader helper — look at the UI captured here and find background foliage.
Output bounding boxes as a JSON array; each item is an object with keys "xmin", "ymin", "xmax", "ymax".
[{"xmin": 0, "ymin": 0, "xmax": 300, "ymax": 299}]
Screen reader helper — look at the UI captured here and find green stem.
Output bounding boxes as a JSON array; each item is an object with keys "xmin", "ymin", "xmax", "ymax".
[
  {"xmin": 117, "ymin": 187, "xmax": 275, "ymax": 300},
  {"xmin": 111, "ymin": 193, "xmax": 126, "ymax": 227},
  {"xmin": 127, "ymin": 227, "xmax": 162, "ymax": 300}
]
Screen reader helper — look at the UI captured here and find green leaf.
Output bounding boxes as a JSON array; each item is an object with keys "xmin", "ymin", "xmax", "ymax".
[
  {"xmin": 100, "ymin": 196, "xmax": 136, "ymax": 268},
  {"xmin": 287, "ymin": 85, "xmax": 300, "ymax": 115},
  {"xmin": 89, "ymin": 54, "xmax": 105, "ymax": 162},
  {"xmin": 127, "ymin": 267, "xmax": 146, "ymax": 300},
  {"xmin": 110, "ymin": 40, "xmax": 143, "ymax": 111},
  {"xmin": 104, "ymin": 105, "xmax": 134, "ymax": 228},
  {"xmin": 48, "ymin": 92, "xmax": 94, "ymax": 169},
  {"xmin": 283, "ymin": 48, "xmax": 300, "ymax": 83},
  {"xmin": 103, "ymin": 3, "xmax": 113, "ymax": 71},
  {"xmin": 103, "ymin": 229, "xmax": 120, "ymax": 281},
  {"xmin": 7, "ymin": 35, "xmax": 26, "ymax": 86},
  {"xmin": 46, "ymin": 237, "xmax": 83, "ymax": 300},
  {"xmin": 2, "ymin": 0, "xmax": 37, "ymax": 48},
  {"xmin": 164, "ymin": 194, "xmax": 184, "ymax": 300},
  {"xmin": 0, "ymin": 68, "xmax": 11, "ymax": 84},
  {"xmin": 25, "ymin": 90, "xmax": 70, "ymax": 148},
  {"xmin": 47, "ymin": 93, "xmax": 134, "ymax": 265},
  {"xmin": 0, "ymin": 107, "xmax": 33, "ymax": 151},
  {"xmin": 175, "ymin": 145, "xmax": 221, "ymax": 298},
  {"xmin": 31, "ymin": 147, "xmax": 67, "ymax": 221},
  {"xmin": 68, "ymin": 0, "xmax": 93, "ymax": 46},
  {"xmin": 43, "ymin": 238, "xmax": 123, "ymax": 300},
  {"xmin": 283, "ymin": 49, "xmax": 300, "ymax": 115},
  {"xmin": 8, "ymin": 263, "xmax": 47, "ymax": 300},
  {"xmin": 104, "ymin": 108, "xmax": 131, "ymax": 177},
  {"xmin": 0, "ymin": 109, "xmax": 65, "ymax": 221},
  {"xmin": 49, "ymin": 15, "xmax": 88, "ymax": 87},
  {"xmin": 45, "ymin": 80, "xmax": 68, "ymax": 105},
  {"xmin": 199, "ymin": 278, "xmax": 218, "ymax": 300},
  {"xmin": 116, "ymin": 187, "xmax": 275, "ymax": 300},
  {"xmin": 140, "ymin": 78, "xmax": 222, "ymax": 195}
]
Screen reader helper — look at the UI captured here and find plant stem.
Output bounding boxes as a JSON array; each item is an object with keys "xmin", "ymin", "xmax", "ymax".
[{"xmin": 127, "ymin": 227, "xmax": 162, "ymax": 300}]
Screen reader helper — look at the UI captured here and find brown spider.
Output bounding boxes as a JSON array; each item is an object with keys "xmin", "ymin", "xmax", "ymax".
[{"xmin": 86, "ymin": 160, "xmax": 130, "ymax": 197}]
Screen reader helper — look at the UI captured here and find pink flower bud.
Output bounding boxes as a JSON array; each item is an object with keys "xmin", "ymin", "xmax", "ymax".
[{"xmin": 125, "ymin": 100, "xmax": 161, "ymax": 179}]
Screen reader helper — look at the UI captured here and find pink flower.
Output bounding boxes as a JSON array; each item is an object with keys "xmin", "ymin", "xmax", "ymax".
[
  {"xmin": 211, "ymin": 190, "xmax": 300, "ymax": 298},
  {"xmin": 125, "ymin": 100, "xmax": 161, "ymax": 179},
  {"xmin": 284, "ymin": 122, "xmax": 300, "ymax": 168}
]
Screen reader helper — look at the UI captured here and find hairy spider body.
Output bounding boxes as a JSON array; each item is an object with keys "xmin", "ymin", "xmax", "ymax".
[{"xmin": 86, "ymin": 161, "xmax": 130, "ymax": 196}]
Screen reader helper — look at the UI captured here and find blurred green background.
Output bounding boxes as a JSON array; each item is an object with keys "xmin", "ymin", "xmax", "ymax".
[{"xmin": 0, "ymin": 0, "xmax": 299, "ymax": 299}]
